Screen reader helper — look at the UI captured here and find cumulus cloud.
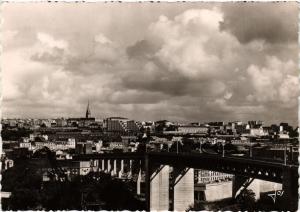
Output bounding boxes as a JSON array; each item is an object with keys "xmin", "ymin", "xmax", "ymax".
[
  {"xmin": 224, "ymin": 92, "xmax": 233, "ymax": 100},
  {"xmin": 147, "ymin": 9, "xmax": 237, "ymax": 79},
  {"xmin": 220, "ymin": 3, "xmax": 298, "ymax": 44},
  {"xmin": 37, "ymin": 32, "xmax": 68, "ymax": 49},
  {"xmin": 246, "ymin": 56, "xmax": 297, "ymax": 105},
  {"xmin": 31, "ymin": 32, "xmax": 70, "ymax": 65},
  {"xmin": 122, "ymin": 8, "xmax": 240, "ymax": 100},
  {"xmin": 95, "ymin": 33, "xmax": 112, "ymax": 45},
  {"xmin": 2, "ymin": 4, "xmax": 298, "ymax": 125}
]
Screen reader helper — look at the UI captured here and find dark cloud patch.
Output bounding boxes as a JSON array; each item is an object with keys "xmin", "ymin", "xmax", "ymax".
[
  {"xmin": 220, "ymin": 3, "xmax": 298, "ymax": 44},
  {"xmin": 126, "ymin": 39, "xmax": 160, "ymax": 60},
  {"xmin": 122, "ymin": 73, "xmax": 190, "ymax": 96},
  {"xmin": 31, "ymin": 47, "xmax": 66, "ymax": 65},
  {"xmin": 122, "ymin": 71, "xmax": 226, "ymax": 98}
]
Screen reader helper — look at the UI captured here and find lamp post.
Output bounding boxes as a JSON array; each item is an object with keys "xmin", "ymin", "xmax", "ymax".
[
  {"xmin": 199, "ymin": 140, "xmax": 202, "ymax": 153},
  {"xmin": 289, "ymin": 144, "xmax": 294, "ymax": 162},
  {"xmin": 222, "ymin": 141, "xmax": 225, "ymax": 157},
  {"xmin": 284, "ymin": 144, "xmax": 287, "ymax": 165}
]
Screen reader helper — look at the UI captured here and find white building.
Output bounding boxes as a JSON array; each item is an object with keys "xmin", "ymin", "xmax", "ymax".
[
  {"xmin": 3, "ymin": 159, "xmax": 14, "ymax": 170},
  {"xmin": 67, "ymin": 138, "xmax": 76, "ymax": 149},
  {"xmin": 79, "ymin": 161, "xmax": 91, "ymax": 175},
  {"xmin": 95, "ymin": 140, "xmax": 103, "ymax": 152},
  {"xmin": 20, "ymin": 142, "xmax": 32, "ymax": 149},
  {"xmin": 197, "ymin": 170, "xmax": 233, "ymax": 184},
  {"xmin": 250, "ymin": 127, "xmax": 268, "ymax": 137}
]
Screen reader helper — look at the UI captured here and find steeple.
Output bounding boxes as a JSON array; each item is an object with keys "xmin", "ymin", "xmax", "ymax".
[{"xmin": 86, "ymin": 100, "xmax": 91, "ymax": 118}]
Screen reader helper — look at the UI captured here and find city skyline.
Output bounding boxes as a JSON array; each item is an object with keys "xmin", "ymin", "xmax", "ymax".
[
  {"xmin": 2, "ymin": 2, "xmax": 298, "ymax": 126},
  {"xmin": 2, "ymin": 105, "xmax": 298, "ymax": 129}
]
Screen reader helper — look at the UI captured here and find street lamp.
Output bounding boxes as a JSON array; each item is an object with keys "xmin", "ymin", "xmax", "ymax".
[
  {"xmin": 290, "ymin": 145, "xmax": 293, "ymax": 162},
  {"xmin": 199, "ymin": 140, "xmax": 202, "ymax": 153},
  {"xmin": 222, "ymin": 141, "xmax": 225, "ymax": 157},
  {"xmin": 284, "ymin": 144, "xmax": 287, "ymax": 165},
  {"xmin": 199, "ymin": 138, "xmax": 204, "ymax": 153}
]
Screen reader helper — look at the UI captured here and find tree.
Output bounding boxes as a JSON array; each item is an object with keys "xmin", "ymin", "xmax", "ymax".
[
  {"xmin": 10, "ymin": 188, "xmax": 41, "ymax": 210},
  {"xmin": 161, "ymin": 143, "xmax": 169, "ymax": 152},
  {"xmin": 186, "ymin": 202, "xmax": 206, "ymax": 211},
  {"xmin": 236, "ymin": 189, "xmax": 256, "ymax": 211},
  {"xmin": 212, "ymin": 142, "xmax": 223, "ymax": 154},
  {"xmin": 1, "ymin": 128, "xmax": 33, "ymax": 140},
  {"xmin": 136, "ymin": 142, "xmax": 146, "ymax": 153},
  {"xmin": 182, "ymin": 137, "xmax": 195, "ymax": 152},
  {"xmin": 224, "ymin": 142, "xmax": 238, "ymax": 153},
  {"xmin": 3, "ymin": 166, "xmax": 146, "ymax": 210},
  {"xmin": 2, "ymin": 159, "xmax": 43, "ymax": 210},
  {"xmin": 71, "ymin": 122, "xmax": 78, "ymax": 127},
  {"xmin": 165, "ymin": 125, "xmax": 177, "ymax": 131},
  {"xmin": 289, "ymin": 127, "xmax": 299, "ymax": 138},
  {"xmin": 169, "ymin": 141, "xmax": 183, "ymax": 153}
]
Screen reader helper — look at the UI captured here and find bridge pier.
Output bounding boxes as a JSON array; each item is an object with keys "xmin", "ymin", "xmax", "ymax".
[
  {"xmin": 102, "ymin": 159, "xmax": 105, "ymax": 172},
  {"xmin": 282, "ymin": 167, "xmax": 298, "ymax": 211},
  {"xmin": 112, "ymin": 159, "xmax": 117, "ymax": 176},
  {"xmin": 97, "ymin": 159, "xmax": 100, "ymax": 171},
  {"xmin": 93, "ymin": 159, "xmax": 99, "ymax": 172},
  {"xmin": 172, "ymin": 167, "xmax": 194, "ymax": 211},
  {"xmin": 128, "ymin": 160, "xmax": 133, "ymax": 178},
  {"xmin": 118, "ymin": 159, "xmax": 124, "ymax": 178},
  {"xmin": 149, "ymin": 165, "xmax": 170, "ymax": 211},
  {"xmin": 137, "ymin": 168, "xmax": 142, "ymax": 195},
  {"xmin": 107, "ymin": 159, "xmax": 111, "ymax": 174}
]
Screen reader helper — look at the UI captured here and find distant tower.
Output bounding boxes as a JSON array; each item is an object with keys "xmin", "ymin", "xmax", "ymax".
[{"xmin": 86, "ymin": 101, "xmax": 91, "ymax": 118}]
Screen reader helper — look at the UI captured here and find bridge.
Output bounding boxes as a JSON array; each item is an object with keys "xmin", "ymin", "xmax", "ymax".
[{"xmin": 73, "ymin": 152, "xmax": 298, "ymax": 211}]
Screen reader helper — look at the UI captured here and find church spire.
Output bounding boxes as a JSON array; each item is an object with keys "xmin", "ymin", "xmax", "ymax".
[{"xmin": 86, "ymin": 100, "xmax": 91, "ymax": 118}]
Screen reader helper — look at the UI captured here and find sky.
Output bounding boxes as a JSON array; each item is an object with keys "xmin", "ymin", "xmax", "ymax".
[{"xmin": 1, "ymin": 2, "xmax": 299, "ymax": 125}]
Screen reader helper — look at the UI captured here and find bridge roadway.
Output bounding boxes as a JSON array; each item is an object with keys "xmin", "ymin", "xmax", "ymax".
[{"xmin": 73, "ymin": 152, "xmax": 298, "ymax": 183}]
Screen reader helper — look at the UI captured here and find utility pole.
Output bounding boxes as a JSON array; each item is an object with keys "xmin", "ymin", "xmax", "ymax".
[
  {"xmin": 284, "ymin": 144, "xmax": 287, "ymax": 165},
  {"xmin": 290, "ymin": 145, "xmax": 293, "ymax": 162},
  {"xmin": 222, "ymin": 141, "xmax": 225, "ymax": 157},
  {"xmin": 199, "ymin": 139, "xmax": 203, "ymax": 153},
  {"xmin": 199, "ymin": 141, "xmax": 202, "ymax": 153}
]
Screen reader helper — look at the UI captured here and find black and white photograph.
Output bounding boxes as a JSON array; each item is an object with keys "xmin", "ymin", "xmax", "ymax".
[{"xmin": 1, "ymin": 2, "xmax": 299, "ymax": 211}]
